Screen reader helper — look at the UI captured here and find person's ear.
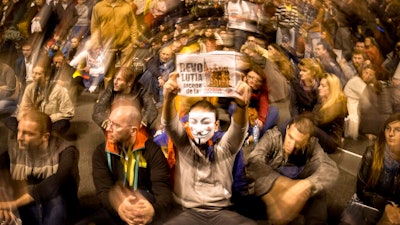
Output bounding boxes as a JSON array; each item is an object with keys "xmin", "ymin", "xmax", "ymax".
[
  {"xmin": 130, "ymin": 126, "xmax": 138, "ymax": 135},
  {"xmin": 215, "ymin": 120, "xmax": 220, "ymax": 131},
  {"xmin": 43, "ymin": 132, "xmax": 50, "ymax": 142}
]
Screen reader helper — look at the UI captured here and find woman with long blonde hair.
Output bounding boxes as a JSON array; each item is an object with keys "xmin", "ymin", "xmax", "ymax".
[{"xmin": 312, "ymin": 73, "xmax": 347, "ymax": 153}]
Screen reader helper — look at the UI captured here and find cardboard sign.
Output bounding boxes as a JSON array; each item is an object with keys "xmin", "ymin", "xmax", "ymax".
[{"xmin": 176, "ymin": 51, "xmax": 242, "ymax": 97}]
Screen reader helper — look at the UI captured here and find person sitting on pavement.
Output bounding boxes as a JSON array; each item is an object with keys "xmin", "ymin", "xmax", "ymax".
[
  {"xmin": 344, "ymin": 63, "xmax": 391, "ymax": 141},
  {"xmin": 290, "ymin": 58, "xmax": 324, "ymax": 117},
  {"xmin": 69, "ymin": 41, "xmax": 105, "ymax": 93},
  {"xmin": 0, "ymin": 63, "xmax": 19, "ymax": 121},
  {"xmin": 312, "ymin": 73, "xmax": 347, "ymax": 153},
  {"xmin": 247, "ymin": 115, "xmax": 339, "ymax": 224},
  {"xmin": 139, "ymin": 45, "xmax": 175, "ymax": 108},
  {"xmin": 14, "ymin": 64, "xmax": 75, "ymax": 135},
  {"xmin": 89, "ymin": 98, "xmax": 173, "ymax": 225},
  {"xmin": 0, "ymin": 110, "xmax": 80, "ymax": 225},
  {"xmin": 162, "ymin": 72, "xmax": 257, "ymax": 225},
  {"xmin": 92, "ymin": 66, "xmax": 158, "ymax": 132},
  {"xmin": 340, "ymin": 112, "xmax": 400, "ymax": 225}
]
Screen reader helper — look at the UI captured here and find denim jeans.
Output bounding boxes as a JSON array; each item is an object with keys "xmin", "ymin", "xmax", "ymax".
[
  {"xmin": 0, "ymin": 99, "xmax": 17, "ymax": 119},
  {"xmin": 18, "ymin": 195, "xmax": 67, "ymax": 225},
  {"xmin": 164, "ymin": 208, "xmax": 257, "ymax": 225}
]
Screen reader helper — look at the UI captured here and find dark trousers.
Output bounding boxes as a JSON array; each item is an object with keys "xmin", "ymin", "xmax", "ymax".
[
  {"xmin": 164, "ymin": 207, "xmax": 257, "ymax": 225},
  {"xmin": 301, "ymin": 191, "xmax": 329, "ymax": 225},
  {"xmin": 19, "ymin": 195, "xmax": 67, "ymax": 225}
]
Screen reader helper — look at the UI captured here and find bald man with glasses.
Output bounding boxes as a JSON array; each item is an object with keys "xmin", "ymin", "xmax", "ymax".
[{"xmin": 87, "ymin": 98, "xmax": 173, "ymax": 225}]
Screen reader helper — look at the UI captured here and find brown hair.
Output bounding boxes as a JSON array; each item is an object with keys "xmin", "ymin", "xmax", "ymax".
[
  {"xmin": 289, "ymin": 115, "xmax": 316, "ymax": 136},
  {"xmin": 20, "ymin": 110, "xmax": 52, "ymax": 135},
  {"xmin": 299, "ymin": 58, "xmax": 325, "ymax": 80},
  {"xmin": 116, "ymin": 67, "xmax": 136, "ymax": 84},
  {"xmin": 367, "ymin": 112, "xmax": 400, "ymax": 187}
]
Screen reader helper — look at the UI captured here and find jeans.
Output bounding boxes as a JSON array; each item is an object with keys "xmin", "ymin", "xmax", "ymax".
[
  {"xmin": 18, "ymin": 195, "xmax": 67, "ymax": 225},
  {"xmin": 83, "ymin": 74, "xmax": 104, "ymax": 90},
  {"xmin": 164, "ymin": 208, "xmax": 257, "ymax": 225},
  {"xmin": 232, "ymin": 29, "xmax": 248, "ymax": 52},
  {"xmin": 0, "ymin": 99, "xmax": 17, "ymax": 119},
  {"xmin": 228, "ymin": 105, "xmax": 279, "ymax": 137}
]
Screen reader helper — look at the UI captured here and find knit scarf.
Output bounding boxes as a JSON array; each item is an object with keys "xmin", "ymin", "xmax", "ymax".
[{"xmin": 105, "ymin": 127, "xmax": 148, "ymax": 190}]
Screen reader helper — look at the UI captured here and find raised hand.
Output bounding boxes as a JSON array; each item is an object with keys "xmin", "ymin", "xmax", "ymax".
[
  {"xmin": 163, "ymin": 72, "xmax": 179, "ymax": 101},
  {"xmin": 234, "ymin": 80, "xmax": 251, "ymax": 107}
]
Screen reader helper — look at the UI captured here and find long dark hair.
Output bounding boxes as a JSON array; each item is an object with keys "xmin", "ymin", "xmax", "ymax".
[{"xmin": 367, "ymin": 112, "xmax": 400, "ymax": 187}]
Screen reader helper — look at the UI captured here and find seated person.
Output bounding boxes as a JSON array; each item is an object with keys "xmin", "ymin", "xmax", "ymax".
[
  {"xmin": 312, "ymin": 73, "xmax": 347, "ymax": 153},
  {"xmin": 92, "ymin": 67, "xmax": 158, "ymax": 131},
  {"xmin": 247, "ymin": 115, "xmax": 339, "ymax": 224},
  {"xmin": 290, "ymin": 58, "xmax": 323, "ymax": 117},
  {"xmin": 344, "ymin": 63, "xmax": 390, "ymax": 140},
  {"xmin": 0, "ymin": 63, "xmax": 19, "ymax": 120},
  {"xmin": 0, "ymin": 158, "xmax": 21, "ymax": 225},
  {"xmin": 340, "ymin": 112, "xmax": 400, "ymax": 225},
  {"xmin": 229, "ymin": 63, "xmax": 279, "ymax": 144},
  {"xmin": 0, "ymin": 111, "xmax": 79, "ymax": 225},
  {"xmin": 69, "ymin": 41, "xmax": 105, "ymax": 93},
  {"xmin": 15, "ymin": 65, "xmax": 75, "ymax": 135},
  {"xmin": 244, "ymin": 64, "xmax": 278, "ymax": 138},
  {"xmin": 88, "ymin": 98, "xmax": 173, "ymax": 225},
  {"xmin": 162, "ymin": 73, "xmax": 256, "ymax": 225},
  {"xmin": 139, "ymin": 45, "xmax": 175, "ymax": 107}
]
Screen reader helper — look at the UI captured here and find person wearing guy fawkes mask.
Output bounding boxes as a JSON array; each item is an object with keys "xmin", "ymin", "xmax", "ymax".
[{"xmin": 162, "ymin": 73, "xmax": 256, "ymax": 225}]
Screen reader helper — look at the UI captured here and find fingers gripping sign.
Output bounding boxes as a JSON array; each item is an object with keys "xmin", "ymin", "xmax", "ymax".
[{"xmin": 234, "ymin": 80, "xmax": 251, "ymax": 107}]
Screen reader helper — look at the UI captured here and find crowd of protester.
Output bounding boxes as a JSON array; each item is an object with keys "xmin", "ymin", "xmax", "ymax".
[{"xmin": 0, "ymin": 0, "xmax": 400, "ymax": 224}]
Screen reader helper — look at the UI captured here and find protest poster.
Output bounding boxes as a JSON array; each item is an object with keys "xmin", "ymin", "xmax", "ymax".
[{"xmin": 176, "ymin": 51, "xmax": 242, "ymax": 97}]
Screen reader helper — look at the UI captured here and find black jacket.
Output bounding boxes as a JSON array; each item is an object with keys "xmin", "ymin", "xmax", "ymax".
[
  {"xmin": 92, "ymin": 138, "xmax": 173, "ymax": 222},
  {"xmin": 357, "ymin": 146, "xmax": 400, "ymax": 211},
  {"xmin": 92, "ymin": 78, "xmax": 157, "ymax": 129}
]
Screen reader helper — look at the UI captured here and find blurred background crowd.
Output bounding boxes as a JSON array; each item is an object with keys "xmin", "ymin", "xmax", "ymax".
[{"xmin": 1, "ymin": 0, "xmax": 400, "ymax": 224}]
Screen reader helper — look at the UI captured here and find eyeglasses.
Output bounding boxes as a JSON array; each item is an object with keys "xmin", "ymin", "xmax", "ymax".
[{"xmin": 106, "ymin": 119, "xmax": 136, "ymax": 130}]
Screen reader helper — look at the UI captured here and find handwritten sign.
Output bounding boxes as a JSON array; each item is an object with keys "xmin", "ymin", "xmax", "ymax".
[{"xmin": 176, "ymin": 51, "xmax": 242, "ymax": 97}]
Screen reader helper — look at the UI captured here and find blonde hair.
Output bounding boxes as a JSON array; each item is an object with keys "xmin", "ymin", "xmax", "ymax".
[
  {"xmin": 269, "ymin": 43, "xmax": 295, "ymax": 81},
  {"xmin": 299, "ymin": 58, "xmax": 325, "ymax": 80},
  {"xmin": 320, "ymin": 73, "xmax": 346, "ymax": 111}
]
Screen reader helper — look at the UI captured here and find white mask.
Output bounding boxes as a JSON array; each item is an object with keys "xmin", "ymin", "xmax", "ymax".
[{"xmin": 188, "ymin": 111, "xmax": 216, "ymax": 145}]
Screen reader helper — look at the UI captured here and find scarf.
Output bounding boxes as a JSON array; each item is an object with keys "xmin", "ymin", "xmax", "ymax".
[{"xmin": 105, "ymin": 127, "xmax": 148, "ymax": 190}]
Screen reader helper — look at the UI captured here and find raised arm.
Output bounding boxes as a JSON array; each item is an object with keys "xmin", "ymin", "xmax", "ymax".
[{"xmin": 161, "ymin": 72, "xmax": 188, "ymax": 148}]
